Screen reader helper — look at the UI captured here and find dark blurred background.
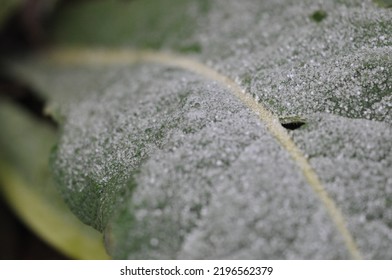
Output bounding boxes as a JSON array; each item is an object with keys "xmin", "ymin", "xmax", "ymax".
[
  {"xmin": 0, "ymin": 190, "xmax": 67, "ymax": 259},
  {"xmin": 0, "ymin": 0, "xmax": 68, "ymax": 260}
]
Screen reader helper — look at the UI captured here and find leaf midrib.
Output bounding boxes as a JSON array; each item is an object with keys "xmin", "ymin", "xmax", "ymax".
[{"xmin": 44, "ymin": 48, "xmax": 363, "ymax": 259}]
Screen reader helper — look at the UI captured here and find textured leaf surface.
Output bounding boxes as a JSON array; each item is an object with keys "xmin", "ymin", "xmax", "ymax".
[{"xmin": 8, "ymin": 0, "xmax": 392, "ymax": 259}]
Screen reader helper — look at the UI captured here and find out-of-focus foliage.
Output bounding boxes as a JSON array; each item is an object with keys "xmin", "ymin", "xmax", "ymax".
[{"xmin": 0, "ymin": 0, "xmax": 22, "ymax": 29}]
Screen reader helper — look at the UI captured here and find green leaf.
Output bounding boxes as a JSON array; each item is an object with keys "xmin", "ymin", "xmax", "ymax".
[
  {"xmin": 373, "ymin": 0, "xmax": 392, "ymax": 8},
  {"xmin": 6, "ymin": 0, "xmax": 392, "ymax": 259}
]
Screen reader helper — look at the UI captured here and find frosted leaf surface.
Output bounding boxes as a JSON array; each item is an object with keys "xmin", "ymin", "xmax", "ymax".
[
  {"xmin": 51, "ymin": 0, "xmax": 392, "ymax": 122},
  {"xmin": 290, "ymin": 114, "xmax": 392, "ymax": 259},
  {"xmin": 8, "ymin": 0, "xmax": 392, "ymax": 259}
]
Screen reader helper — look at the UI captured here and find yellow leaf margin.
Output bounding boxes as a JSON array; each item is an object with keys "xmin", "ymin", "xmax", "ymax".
[{"xmin": 0, "ymin": 160, "xmax": 110, "ymax": 259}]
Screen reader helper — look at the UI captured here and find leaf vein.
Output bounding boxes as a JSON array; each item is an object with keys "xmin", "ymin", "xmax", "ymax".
[{"xmin": 47, "ymin": 48, "xmax": 363, "ymax": 259}]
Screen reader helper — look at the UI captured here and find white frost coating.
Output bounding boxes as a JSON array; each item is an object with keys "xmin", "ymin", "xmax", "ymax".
[
  {"xmin": 291, "ymin": 114, "xmax": 392, "ymax": 259},
  {"xmin": 47, "ymin": 63, "xmax": 355, "ymax": 259},
  {"xmin": 188, "ymin": 0, "xmax": 391, "ymax": 123},
  {"xmin": 118, "ymin": 78, "xmax": 350, "ymax": 259},
  {"xmin": 11, "ymin": 0, "xmax": 392, "ymax": 259}
]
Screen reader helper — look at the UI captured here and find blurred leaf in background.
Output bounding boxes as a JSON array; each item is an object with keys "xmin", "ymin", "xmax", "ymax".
[
  {"xmin": 0, "ymin": 100, "xmax": 109, "ymax": 259},
  {"xmin": 0, "ymin": 0, "xmax": 109, "ymax": 259},
  {"xmin": 0, "ymin": 0, "xmax": 22, "ymax": 29},
  {"xmin": 0, "ymin": 194, "xmax": 68, "ymax": 260}
]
